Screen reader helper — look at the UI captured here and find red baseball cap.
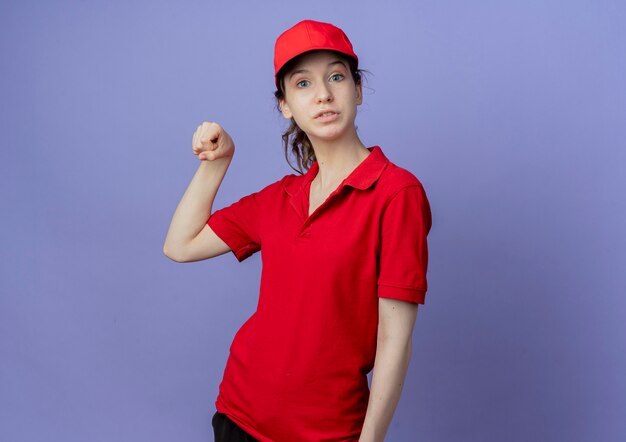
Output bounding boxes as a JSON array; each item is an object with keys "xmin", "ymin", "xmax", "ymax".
[{"xmin": 273, "ymin": 19, "xmax": 359, "ymax": 89}]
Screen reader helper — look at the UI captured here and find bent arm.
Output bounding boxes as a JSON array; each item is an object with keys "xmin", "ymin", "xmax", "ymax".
[
  {"xmin": 359, "ymin": 297, "xmax": 419, "ymax": 442},
  {"xmin": 163, "ymin": 156, "xmax": 233, "ymax": 262}
]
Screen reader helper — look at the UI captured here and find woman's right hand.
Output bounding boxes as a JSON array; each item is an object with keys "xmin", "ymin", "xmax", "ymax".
[{"xmin": 192, "ymin": 122, "xmax": 235, "ymax": 161}]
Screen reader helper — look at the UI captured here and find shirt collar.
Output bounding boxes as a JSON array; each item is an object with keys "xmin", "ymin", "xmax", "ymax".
[{"xmin": 283, "ymin": 145, "xmax": 389, "ymax": 196}]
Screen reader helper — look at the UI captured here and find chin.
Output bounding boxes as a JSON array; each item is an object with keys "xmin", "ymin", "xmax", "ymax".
[
  {"xmin": 311, "ymin": 126, "xmax": 342, "ymax": 136},
  {"xmin": 316, "ymin": 125, "xmax": 349, "ymax": 137}
]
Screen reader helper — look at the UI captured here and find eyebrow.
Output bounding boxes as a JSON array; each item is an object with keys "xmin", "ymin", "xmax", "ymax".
[{"xmin": 288, "ymin": 60, "xmax": 348, "ymax": 81}]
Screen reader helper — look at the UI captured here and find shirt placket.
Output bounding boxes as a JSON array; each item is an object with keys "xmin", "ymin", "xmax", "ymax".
[{"xmin": 296, "ymin": 182, "xmax": 347, "ymax": 239}]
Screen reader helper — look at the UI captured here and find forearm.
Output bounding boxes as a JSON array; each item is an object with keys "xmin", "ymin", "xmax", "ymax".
[
  {"xmin": 163, "ymin": 156, "xmax": 232, "ymax": 256},
  {"xmin": 359, "ymin": 336, "xmax": 412, "ymax": 442}
]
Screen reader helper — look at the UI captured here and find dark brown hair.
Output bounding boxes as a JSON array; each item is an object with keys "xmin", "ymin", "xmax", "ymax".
[{"xmin": 274, "ymin": 50, "xmax": 370, "ymax": 174}]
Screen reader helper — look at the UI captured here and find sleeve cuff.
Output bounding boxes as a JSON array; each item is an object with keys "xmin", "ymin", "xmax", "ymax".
[
  {"xmin": 378, "ymin": 283, "xmax": 427, "ymax": 304},
  {"xmin": 207, "ymin": 215, "xmax": 255, "ymax": 262}
]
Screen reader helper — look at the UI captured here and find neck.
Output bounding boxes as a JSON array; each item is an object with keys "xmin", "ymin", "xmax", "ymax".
[{"xmin": 309, "ymin": 132, "xmax": 370, "ymax": 189}]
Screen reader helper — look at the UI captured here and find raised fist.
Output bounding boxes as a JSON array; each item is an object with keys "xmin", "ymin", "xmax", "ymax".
[{"xmin": 192, "ymin": 122, "xmax": 235, "ymax": 161}]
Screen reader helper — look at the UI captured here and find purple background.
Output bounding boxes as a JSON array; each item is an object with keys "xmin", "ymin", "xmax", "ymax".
[{"xmin": 1, "ymin": 1, "xmax": 625, "ymax": 441}]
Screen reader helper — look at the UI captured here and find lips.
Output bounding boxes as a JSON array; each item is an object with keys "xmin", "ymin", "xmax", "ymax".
[{"xmin": 314, "ymin": 109, "xmax": 339, "ymax": 119}]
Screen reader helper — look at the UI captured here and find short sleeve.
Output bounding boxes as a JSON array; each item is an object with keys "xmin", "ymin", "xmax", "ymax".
[
  {"xmin": 207, "ymin": 191, "xmax": 262, "ymax": 262},
  {"xmin": 377, "ymin": 185, "xmax": 432, "ymax": 304}
]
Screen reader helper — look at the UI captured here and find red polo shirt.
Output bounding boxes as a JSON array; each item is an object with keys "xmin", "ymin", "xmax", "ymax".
[{"xmin": 207, "ymin": 145, "xmax": 432, "ymax": 441}]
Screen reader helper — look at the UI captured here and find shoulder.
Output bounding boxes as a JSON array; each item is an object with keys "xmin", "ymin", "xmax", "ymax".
[
  {"xmin": 278, "ymin": 171, "xmax": 308, "ymax": 196},
  {"xmin": 377, "ymin": 158, "xmax": 428, "ymax": 202},
  {"xmin": 251, "ymin": 174, "xmax": 293, "ymax": 197},
  {"xmin": 240, "ymin": 173, "xmax": 304, "ymax": 203},
  {"xmin": 377, "ymin": 158, "xmax": 432, "ymax": 230}
]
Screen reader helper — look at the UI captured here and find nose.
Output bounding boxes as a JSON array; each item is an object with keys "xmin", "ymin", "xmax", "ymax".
[{"xmin": 316, "ymin": 82, "xmax": 333, "ymax": 103}]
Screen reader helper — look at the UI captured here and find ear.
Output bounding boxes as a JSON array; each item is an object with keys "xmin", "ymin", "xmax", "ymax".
[
  {"xmin": 356, "ymin": 82, "xmax": 363, "ymax": 105},
  {"xmin": 280, "ymin": 98, "xmax": 293, "ymax": 119}
]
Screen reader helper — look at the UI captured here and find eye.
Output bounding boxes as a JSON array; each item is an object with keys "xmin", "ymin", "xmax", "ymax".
[
  {"xmin": 296, "ymin": 79, "xmax": 310, "ymax": 88},
  {"xmin": 330, "ymin": 73, "xmax": 345, "ymax": 81}
]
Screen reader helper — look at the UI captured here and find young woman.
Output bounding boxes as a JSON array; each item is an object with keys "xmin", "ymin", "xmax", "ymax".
[{"xmin": 164, "ymin": 19, "xmax": 432, "ymax": 442}]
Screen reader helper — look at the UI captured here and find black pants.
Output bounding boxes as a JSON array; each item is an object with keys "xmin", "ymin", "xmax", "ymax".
[{"xmin": 212, "ymin": 410, "xmax": 259, "ymax": 442}]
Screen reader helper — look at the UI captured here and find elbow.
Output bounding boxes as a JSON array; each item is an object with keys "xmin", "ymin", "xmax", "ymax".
[{"xmin": 163, "ymin": 243, "xmax": 187, "ymax": 263}]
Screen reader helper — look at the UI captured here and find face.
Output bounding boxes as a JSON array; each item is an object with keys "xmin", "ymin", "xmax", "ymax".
[{"xmin": 279, "ymin": 50, "xmax": 363, "ymax": 143}]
